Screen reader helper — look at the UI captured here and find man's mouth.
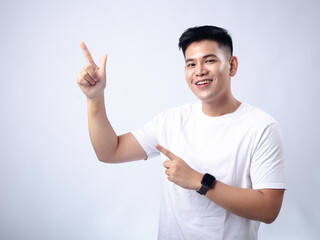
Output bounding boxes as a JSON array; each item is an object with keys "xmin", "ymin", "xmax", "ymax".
[{"xmin": 195, "ymin": 79, "xmax": 213, "ymax": 86}]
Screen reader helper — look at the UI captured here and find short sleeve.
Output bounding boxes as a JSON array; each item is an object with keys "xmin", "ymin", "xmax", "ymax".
[
  {"xmin": 131, "ymin": 113, "xmax": 163, "ymax": 160},
  {"xmin": 250, "ymin": 123, "xmax": 287, "ymax": 190}
]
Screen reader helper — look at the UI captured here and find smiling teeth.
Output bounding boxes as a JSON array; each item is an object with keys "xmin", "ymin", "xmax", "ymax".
[{"xmin": 196, "ymin": 80, "xmax": 212, "ymax": 85}]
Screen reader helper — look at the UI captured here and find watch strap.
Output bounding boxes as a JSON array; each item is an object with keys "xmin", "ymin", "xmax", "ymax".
[{"xmin": 197, "ymin": 185, "xmax": 210, "ymax": 195}]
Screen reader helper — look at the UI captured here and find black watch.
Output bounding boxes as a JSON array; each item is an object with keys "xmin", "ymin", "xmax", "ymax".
[{"xmin": 197, "ymin": 173, "xmax": 216, "ymax": 195}]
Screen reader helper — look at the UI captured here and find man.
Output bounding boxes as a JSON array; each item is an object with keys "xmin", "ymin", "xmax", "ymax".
[{"xmin": 76, "ymin": 26, "xmax": 286, "ymax": 240}]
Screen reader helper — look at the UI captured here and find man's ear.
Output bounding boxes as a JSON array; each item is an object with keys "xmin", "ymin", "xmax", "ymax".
[{"xmin": 229, "ymin": 56, "xmax": 238, "ymax": 77}]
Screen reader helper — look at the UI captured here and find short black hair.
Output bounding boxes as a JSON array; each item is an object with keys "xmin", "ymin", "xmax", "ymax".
[{"xmin": 178, "ymin": 25, "xmax": 233, "ymax": 57}]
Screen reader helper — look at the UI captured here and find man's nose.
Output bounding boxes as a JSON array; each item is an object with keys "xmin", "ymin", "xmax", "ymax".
[{"xmin": 195, "ymin": 64, "xmax": 208, "ymax": 76}]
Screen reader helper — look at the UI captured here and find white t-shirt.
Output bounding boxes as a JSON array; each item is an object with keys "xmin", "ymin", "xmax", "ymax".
[{"xmin": 131, "ymin": 101, "xmax": 286, "ymax": 240}]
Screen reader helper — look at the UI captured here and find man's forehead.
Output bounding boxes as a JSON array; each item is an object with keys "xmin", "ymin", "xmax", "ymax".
[{"xmin": 185, "ymin": 40, "xmax": 229, "ymax": 60}]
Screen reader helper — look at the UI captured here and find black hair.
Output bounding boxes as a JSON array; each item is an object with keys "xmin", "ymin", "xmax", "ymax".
[{"xmin": 178, "ymin": 25, "xmax": 233, "ymax": 57}]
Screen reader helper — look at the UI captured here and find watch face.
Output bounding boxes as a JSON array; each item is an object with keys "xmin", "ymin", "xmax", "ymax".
[{"xmin": 202, "ymin": 173, "xmax": 216, "ymax": 187}]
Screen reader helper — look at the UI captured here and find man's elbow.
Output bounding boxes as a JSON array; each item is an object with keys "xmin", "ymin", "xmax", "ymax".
[
  {"xmin": 261, "ymin": 209, "xmax": 280, "ymax": 224},
  {"xmin": 96, "ymin": 152, "xmax": 119, "ymax": 164},
  {"xmin": 97, "ymin": 157, "xmax": 116, "ymax": 163},
  {"xmin": 262, "ymin": 216, "xmax": 276, "ymax": 224}
]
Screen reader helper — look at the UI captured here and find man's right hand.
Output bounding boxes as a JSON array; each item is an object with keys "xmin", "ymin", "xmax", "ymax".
[{"xmin": 76, "ymin": 41, "xmax": 108, "ymax": 100}]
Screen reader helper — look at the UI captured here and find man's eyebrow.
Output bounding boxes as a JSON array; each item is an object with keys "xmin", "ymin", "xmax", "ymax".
[
  {"xmin": 185, "ymin": 54, "xmax": 218, "ymax": 63},
  {"xmin": 203, "ymin": 54, "xmax": 218, "ymax": 58}
]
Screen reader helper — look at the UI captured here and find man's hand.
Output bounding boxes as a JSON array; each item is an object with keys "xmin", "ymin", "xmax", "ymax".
[
  {"xmin": 155, "ymin": 144, "xmax": 203, "ymax": 190},
  {"xmin": 76, "ymin": 41, "xmax": 108, "ymax": 100}
]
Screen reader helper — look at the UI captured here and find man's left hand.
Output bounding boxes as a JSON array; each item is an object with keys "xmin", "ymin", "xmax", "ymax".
[{"xmin": 155, "ymin": 144, "xmax": 203, "ymax": 190}]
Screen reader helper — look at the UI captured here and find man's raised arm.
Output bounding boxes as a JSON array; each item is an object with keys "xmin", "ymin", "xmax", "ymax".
[{"xmin": 76, "ymin": 41, "xmax": 147, "ymax": 163}]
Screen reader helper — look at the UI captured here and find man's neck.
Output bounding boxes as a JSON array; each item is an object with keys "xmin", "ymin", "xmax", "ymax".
[{"xmin": 201, "ymin": 96, "xmax": 241, "ymax": 117}]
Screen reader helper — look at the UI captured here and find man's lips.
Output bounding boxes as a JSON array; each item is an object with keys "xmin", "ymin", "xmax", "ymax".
[{"xmin": 195, "ymin": 79, "xmax": 213, "ymax": 86}]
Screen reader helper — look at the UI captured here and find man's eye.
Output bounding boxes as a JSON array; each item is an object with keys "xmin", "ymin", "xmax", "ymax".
[
  {"xmin": 206, "ymin": 59, "xmax": 215, "ymax": 63},
  {"xmin": 187, "ymin": 63, "xmax": 195, "ymax": 67}
]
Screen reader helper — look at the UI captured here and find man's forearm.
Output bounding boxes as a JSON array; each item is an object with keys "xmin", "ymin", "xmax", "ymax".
[
  {"xmin": 209, "ymin": 181, "xmax": 283, "ymax": 223},
  {"xmin": 191, "ymin": 175, "xmax": 284, "ymax": 224},
  {"xmin": 87, "ymin": 94, "xmax": 118, "ymax": 163}
]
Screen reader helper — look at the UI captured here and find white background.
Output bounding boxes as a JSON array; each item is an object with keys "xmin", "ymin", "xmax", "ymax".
[{"xmin": 1, "ymin": 0, "xmax": 319, "ymax": 239}]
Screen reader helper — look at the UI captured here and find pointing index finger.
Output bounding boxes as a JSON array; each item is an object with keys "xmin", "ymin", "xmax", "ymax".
[
  {"xmin": 155, "ymin": 144, "xmax": 176, "ymax": 160},
  {"xmin": 80, "ymin": 41, "xmax": 97, "ymax": 67}
]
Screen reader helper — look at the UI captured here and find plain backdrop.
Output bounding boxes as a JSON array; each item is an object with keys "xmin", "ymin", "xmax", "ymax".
[{"xmin": 1, "ymin": 0, "xmax": 319, "ymax": 239}]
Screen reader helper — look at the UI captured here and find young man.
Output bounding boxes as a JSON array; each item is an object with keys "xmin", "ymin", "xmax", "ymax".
[{"xmin": 76, "ymin": 26, "xmax": 286, "ymax": 240}]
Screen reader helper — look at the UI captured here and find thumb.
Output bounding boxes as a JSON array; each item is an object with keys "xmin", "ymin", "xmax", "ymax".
[{"xmin": 99, "ymin": 54, "xmax": 108, "ymax": 72}]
